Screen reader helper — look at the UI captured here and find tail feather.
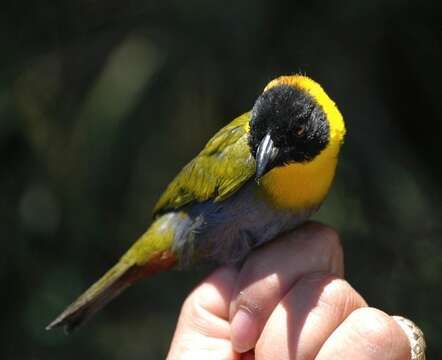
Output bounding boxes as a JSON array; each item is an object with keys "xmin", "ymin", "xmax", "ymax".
[{"xmin": 46, "ymin": 250, "xmax": 176, "ymax": 333}]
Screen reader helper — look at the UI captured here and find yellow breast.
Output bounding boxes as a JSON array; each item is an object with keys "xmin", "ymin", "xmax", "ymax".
[
  {"xmin": 259, "ymin": 75, "xmax": 346, "ymax": 210},
  {"xmin": 259, "ymin": 144, "xmax": 338, "ymax": 210}
]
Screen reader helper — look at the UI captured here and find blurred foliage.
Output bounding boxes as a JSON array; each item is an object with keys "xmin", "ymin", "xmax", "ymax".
[{"xmin": 1, "ymin": 0, "xmax": 441, "ymax": 358}]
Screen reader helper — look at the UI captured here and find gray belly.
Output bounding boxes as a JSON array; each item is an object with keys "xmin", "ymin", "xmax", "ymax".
[{"xmin": 170, "ymin": 181, "xmax": 319, "ymax": 266}]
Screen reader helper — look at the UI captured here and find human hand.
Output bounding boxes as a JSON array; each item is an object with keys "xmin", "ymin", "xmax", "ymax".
[{"xmin": 167, "ymin": 222, "xmax": 413, "ymax": 359}]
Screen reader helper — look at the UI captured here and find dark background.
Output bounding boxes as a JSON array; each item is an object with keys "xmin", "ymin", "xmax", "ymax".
[{"xmin": 1, "ymin": 0, "xmax": 441, "ymax": 358}]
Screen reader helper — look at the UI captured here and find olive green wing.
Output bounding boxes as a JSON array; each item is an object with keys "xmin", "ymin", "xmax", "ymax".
[{"xmin": 153, "ymin": 112, "xmax": 256, "ymax": 215}]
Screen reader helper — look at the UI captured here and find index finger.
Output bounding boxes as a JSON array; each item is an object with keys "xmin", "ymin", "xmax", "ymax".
[{"xmin": 230, "ymin": 222, "xmax": 344, "ymax": 353}]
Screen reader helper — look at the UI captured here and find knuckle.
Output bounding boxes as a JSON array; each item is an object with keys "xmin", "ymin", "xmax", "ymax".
[
  {"xmin": 181, "ymin": 292, "xmax": 201, "ymax": 321},
  {"xmin": 318, "ymin": 277, "xmax": 360, "ymax": 308},
  {"xmin": 181, "ymin": 292, "xmax": 213, "ymax": 336},
  {"xmin": 181, "ymin": 292, "xmax": 195, "ymax": 315},
  {"xmin": 240, "ymin": 254, "xmax": 266, "ymax": 279},
  {"xmin": 295, "ymin": 273, "xmax": 366, "ymax": 327},
  {"xmin": 297, "ymin": 271, "xmax": 336, "ymax": 287},
  {"xmin": 233, "ymin": 266, "xmax": 282, "ymax": 319},
  {"xmin": 349, "ymin": 307, "xmax": 397, "ymax": 355},
  {"xmin": 312, "ymin": 223, "xmax": 342, "ymax": 252},
  {"xmin": 296, "ymin": 271, "xmax": 341, "ymax": 292},
  {"xmin": 316, "ymin": 276, "xmax": 353, "ymax": 308},
  {"xmin": 298, "ymin": 273, "xmax": 351, "ymax": 311},
  {"xmin": 235, "ymin": 289, "xmax": 265, "ymax": 318},
  {"xmin": 298, "ymin": 222, "xmax": 342, "ymax": 258}
]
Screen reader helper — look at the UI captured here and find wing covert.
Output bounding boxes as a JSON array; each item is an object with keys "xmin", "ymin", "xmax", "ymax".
[{"xmin": 153, "ymin": 112, "xmax": 256, "ymax": 215}]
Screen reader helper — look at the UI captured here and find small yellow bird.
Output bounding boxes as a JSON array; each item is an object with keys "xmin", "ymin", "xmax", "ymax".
[{"xmin": 47, "ymin": 75, "xmax": 346, "ymax": 333}]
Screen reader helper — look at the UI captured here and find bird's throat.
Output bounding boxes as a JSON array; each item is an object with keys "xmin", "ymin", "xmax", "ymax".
[{"xmin": 258, "ymin": 143, "xmax": 339, "ymax": 210}]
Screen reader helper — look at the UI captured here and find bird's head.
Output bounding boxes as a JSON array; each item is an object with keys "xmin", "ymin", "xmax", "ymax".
[{"xmin": 248, "ymin": 75, "xmax": 345, "ymax": 180}]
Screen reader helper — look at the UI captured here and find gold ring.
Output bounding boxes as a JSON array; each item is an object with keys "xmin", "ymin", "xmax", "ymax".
[{"xmin": 392, "ymin": 315, "xmax": 426, "ymax": 360}]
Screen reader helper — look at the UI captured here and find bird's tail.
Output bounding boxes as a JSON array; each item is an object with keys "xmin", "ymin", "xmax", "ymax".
[{"xmin": 46, "ymin": 226, "xmax": 177, "ymax": 333}]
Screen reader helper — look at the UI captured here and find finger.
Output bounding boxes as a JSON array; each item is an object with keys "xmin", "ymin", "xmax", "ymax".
[
  {"xmin": 255, "ymin": 273, "xmax": 367, "ymax": 360},
  {"xmin": 167, "ymin": 266, "xmax": 240, "ymax": 360},
  {"xmin": 230, "ymin": 222, "xmax": 344, "ymax": 353},
  {"xmin": 316, "ymin": 307, "xmax": 410, "ymax": 360},
  {"xmin": 240, "ymin": 350, "xmax": 255, "ymax": 360}
]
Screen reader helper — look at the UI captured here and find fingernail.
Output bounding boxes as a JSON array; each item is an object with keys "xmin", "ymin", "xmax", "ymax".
[{"xmin": 231, "ymin": 309, "xmax": 257, "ymax": 353}]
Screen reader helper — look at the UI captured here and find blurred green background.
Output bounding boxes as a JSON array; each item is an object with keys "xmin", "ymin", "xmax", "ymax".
[{"xmin": 1, "ymin": 0, "xmax": 441, "ymax": 358}]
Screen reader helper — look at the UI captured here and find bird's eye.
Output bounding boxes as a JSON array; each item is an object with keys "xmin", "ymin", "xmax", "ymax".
[{"xmin": 295, "ymin": 126, "xmax": 305, "ymax": 137}]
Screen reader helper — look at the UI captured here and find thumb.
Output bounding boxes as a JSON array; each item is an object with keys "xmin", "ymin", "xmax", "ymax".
[{"xmin": 167, "ymin": 266, "xmax": 239, "ymax": 360}]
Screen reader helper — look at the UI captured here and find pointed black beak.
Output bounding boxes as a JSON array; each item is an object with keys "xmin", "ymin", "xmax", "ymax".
[{"xmin": 255, "ymin": 133, "xmax": 279, "ymax": 181}]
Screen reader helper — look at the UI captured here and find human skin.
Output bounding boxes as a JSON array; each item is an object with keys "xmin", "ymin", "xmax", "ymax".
[{"xmin": 167, "ymin": 222, "xmax": 411, "ymax": 360}]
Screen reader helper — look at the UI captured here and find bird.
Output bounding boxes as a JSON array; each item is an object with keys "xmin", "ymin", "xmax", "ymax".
[{"xmin": 46, "ymin": 74, "xmax": 346, "ymax": 333}]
